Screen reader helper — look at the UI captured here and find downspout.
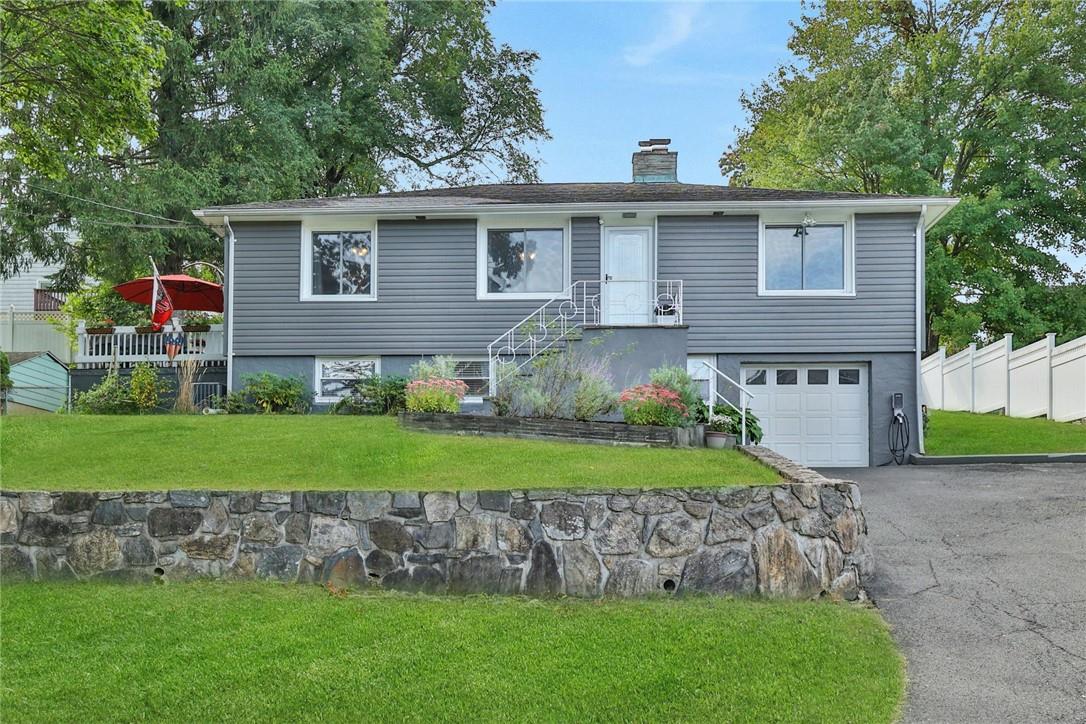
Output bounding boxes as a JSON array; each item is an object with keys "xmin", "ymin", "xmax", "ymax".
[
  {"xmin": 915, "ymin": 205, "xmax": 927, "ymax": 454},
  {"xmin": 224, "ymin": 216, "xmax": 236, "ymax": 393}
]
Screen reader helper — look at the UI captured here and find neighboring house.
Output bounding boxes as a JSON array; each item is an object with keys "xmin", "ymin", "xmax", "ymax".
[
  {"xmin": 1, "ymin": 258, "xmax": 74, "ymax": 363},
  {"xmin": 4, "ymin": 351, "xmax": 69, "ymax": 414},
  {"xmin": 193, "ymin": 140, "xmax": 958, "ymax": 466}
]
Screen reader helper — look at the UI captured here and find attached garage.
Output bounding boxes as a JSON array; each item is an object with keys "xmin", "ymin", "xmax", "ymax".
[{"xmin": 742, "ymin": 364, "xmax": 869, "ymax": 467}]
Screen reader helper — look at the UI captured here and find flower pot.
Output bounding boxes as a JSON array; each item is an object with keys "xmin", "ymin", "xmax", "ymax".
[
  {"xmin": 183, "ymin": 324, "xmax": 211, "ymax": 333},
  {"xmin": 85, "ymin": 327, "xmax": 115, "ymax": 335},
  {"xmin": 705, "ymin": 431, "xmax": 736, "ymax": 449},
  {"xmin": 135, "ymin": 326, "xmax": 155, "ymax": 334}
]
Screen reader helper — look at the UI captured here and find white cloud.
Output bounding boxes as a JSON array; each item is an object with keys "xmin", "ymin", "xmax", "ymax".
[{"xmin": 622, "ymin": 2, "xmax": 703, "ymax": 67}]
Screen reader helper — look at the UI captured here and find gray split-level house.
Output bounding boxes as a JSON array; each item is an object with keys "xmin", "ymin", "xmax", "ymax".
[{"xmin": 193, "ymin": 141, "xmax": 957, "ymax": 467}]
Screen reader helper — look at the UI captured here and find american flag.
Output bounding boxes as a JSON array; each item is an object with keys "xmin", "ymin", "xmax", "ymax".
[{"xmin": 150, "ymin": 263, "xmax": 174, "ymax": 331}]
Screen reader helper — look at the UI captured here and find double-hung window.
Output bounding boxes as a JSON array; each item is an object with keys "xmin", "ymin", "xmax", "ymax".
[
  {"xmin": 479, "ymin": 220, "xmax": 569, "ymax": 299},
  {"xmin": 760, "ymin": 220, "xmax": 853, "ymax": 296},
  {"xmin": 304, "ymin": 229, "xmax": 375, "ymax": 299}
]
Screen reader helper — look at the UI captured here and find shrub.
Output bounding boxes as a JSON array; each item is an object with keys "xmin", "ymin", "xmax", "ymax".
[
  {"xmin": 496, "ymin": 348, "xmax": 617, "ymax": 420},
  {"xmin": 53, "ymin": 284, "xmax": 148, "ymax": 343},
  {"xmin": 410, "ymin": 356, "xmax": 457, "ymax": 381},
  {"xmin": 129, "ymin": 362, "xmax": 167, "ymax": 413},
  {"xmin": 619, "ymin": 383, "xmax": 688, "ymax": 427},
  {"xmin": 649, "ymin": 365, "xmax": 700, "ymax": 415},
  {"xmin": 225, "ymin": 372, "xmax": 311, "ymax": 414},
  {"xmin": 573, "ymin": 373, "xmax": 618, "ymax": 421},
  {"xmin": 405, "ymin": 378, "xmax": 468, "ymax": 413},
  {"xmin": 330, "ymin": 375, "xmax": 407, "ymax": 415},
  {"xmin": 74, "ymin": 369, "xmax": 136, "ymax": 414}
]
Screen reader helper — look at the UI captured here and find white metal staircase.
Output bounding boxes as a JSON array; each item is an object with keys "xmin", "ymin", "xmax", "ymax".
[{"xmin": 486, "ymin": 279, "xmax": 683, "ymax": 395}]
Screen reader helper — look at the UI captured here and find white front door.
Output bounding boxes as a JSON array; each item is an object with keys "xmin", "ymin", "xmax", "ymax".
[
  {"xmin": 742, "ymin": 364, "xmax": 870, "ymax": 467},
  {"xmin": 602, "ymin": 227, "xmax": 652, "ymax": 325}
]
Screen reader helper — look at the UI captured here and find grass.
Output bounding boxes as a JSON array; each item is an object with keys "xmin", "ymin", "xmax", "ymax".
[
  {"xmin": 0, "ymin": 415, "xmax": 778, "ymax": 491},
  {"xmin": 0, "ymin": 582, "xmax": 904, "ymax": 723},
  {"xmin": 925, "ymin": 410, "xmax": 1086, "ymax": 455}
]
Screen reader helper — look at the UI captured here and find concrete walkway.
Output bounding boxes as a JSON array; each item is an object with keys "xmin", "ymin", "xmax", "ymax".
[{"xmin": 820, "ymin": 463, "xmax": 1086, "ymax": 724}]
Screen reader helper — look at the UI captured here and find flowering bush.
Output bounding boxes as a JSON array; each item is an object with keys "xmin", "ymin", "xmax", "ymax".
[
  {"xmin": 405, "ymin": 377, "xmax": 468, "ymax": 413},
  {"xmin": 619, "ymin": 383, "xmax": 689, "ymax": 427}
]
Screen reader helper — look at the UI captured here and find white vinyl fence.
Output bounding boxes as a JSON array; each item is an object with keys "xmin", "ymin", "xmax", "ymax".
[{"xmin": 921, "ymin": 333, "xmax": 1086, "ymax": 422}]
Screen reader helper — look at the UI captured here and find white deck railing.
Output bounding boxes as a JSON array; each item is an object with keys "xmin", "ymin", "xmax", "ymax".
[{"xmin": 75, "ymin": 323, "xmax": 226, "ymax": 368}]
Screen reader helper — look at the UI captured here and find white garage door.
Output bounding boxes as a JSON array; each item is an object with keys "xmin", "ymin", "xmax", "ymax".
[{"xmin": 741, "ymin": 364, "xmax": 869, "ymax": 467}]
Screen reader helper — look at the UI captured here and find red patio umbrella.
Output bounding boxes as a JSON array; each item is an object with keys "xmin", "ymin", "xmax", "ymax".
[{"xmin": 113, "ymin": 274, "xmax": 224, "ymax": 312}]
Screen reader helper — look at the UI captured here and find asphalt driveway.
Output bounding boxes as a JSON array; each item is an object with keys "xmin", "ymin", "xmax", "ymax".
[{"xmin": 820, "ymin": 463, "xmax": 1086, "ymax": 724}]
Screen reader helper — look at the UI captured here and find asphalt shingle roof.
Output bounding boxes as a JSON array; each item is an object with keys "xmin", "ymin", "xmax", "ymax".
[{"xmin": 201, "ymin": 182, "xmax": 928, "ymax": 212}]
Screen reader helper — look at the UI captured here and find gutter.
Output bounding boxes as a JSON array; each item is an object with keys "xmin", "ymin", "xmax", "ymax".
[
  {"xmin": 192, "ymin": 197, "xmax": 960, "ymax": 223},
  {"xmin": 224, "ymin": 215, "xmax": 235, "ymax": 393},
  {"xmin": 915, "ymin": 204, "xmax": 927, "ymax": 454}
]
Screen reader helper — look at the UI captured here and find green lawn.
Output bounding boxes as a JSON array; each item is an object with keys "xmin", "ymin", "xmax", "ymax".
[
  {"xmin": 0, "ymin": 582, "xmax": 904, "ymax": 723},
  {"xmin": 0, "ymin": 415, "xmax": 777, "ymax": 490},
  {"xmin": 925, "ymin": 410, "xmax": 1086, "ymax": 455}
]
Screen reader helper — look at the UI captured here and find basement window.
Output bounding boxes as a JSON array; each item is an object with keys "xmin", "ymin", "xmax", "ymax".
[{"xmin": 315, "ymin": 357, "xmax": 378, "ymax": 403}]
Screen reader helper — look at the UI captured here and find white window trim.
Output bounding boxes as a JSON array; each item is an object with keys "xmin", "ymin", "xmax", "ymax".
[
  {"xmin": 476, "ymin": 215, "xmax": 572, "ymax": 300},
  {"xmin": 757, "ymin": 213, "xmax": 855, "ymax": 297},
  {"xmin": 313, "ymin": 356, "xmax": 380, "ymax": 404},
  {"xmin": 300, "ymin": 217, "xmax": 378, "ymax": 301}
]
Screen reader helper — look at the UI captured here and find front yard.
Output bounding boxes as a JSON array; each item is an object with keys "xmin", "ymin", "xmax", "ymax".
[
  {"xmin": 1, "ymin": 415, "xmax": 777, "ymax": 490},
  {"xmin": 1, "ymin": 582, "xmax": 904, "ymax": 722},
  {"xmin": 925, "ymin": 410, "xmax": 1086, "ymax": 455}
]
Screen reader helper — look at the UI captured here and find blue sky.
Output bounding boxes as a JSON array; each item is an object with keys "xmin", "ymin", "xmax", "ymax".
[
  {"xmin": 489, "ymin": 0, "xmax": 802, "ymax": 184},
  {"xmin": 490, "ymin": 1, "xmax": 1083, "ymax": 271}
]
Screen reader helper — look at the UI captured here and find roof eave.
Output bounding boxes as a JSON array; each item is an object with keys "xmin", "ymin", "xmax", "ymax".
[{"xmin": 193, "ymin": 196, "xmax": 960, "ymax": 226}]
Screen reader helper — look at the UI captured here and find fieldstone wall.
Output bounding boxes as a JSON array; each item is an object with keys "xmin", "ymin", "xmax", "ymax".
[{"xmin": 0, "ymin": 482, "xmax": 870, "ymax": 600}]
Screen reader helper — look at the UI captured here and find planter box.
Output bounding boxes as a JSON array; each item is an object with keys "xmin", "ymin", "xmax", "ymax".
[
  {"xmin": 183, "ymin": 324, "xmax": 211, "ymax": 333},
  {"xmin": 400, "ymin": 412, "xmax": 705, "ymax": 448},
  {"xmin": 84, "ymin": 327, "xmax": 115, "ymax": 335}
]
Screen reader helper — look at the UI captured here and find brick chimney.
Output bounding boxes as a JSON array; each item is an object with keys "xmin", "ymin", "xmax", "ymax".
[{"xmin": 632, "ymin": 138, "xmax": 677, "ymax": 183}]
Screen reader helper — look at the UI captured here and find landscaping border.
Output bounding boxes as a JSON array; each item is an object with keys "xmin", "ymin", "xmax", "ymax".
[
  {"xmin": 399, "ymin": 412, "xmax": 706, "ymax": 447},
  {"xmin": 911, "ymin": 452, "xmax": 1086, "ymax": 465}
]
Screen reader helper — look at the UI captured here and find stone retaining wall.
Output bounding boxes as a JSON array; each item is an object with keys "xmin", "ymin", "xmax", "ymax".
[
  {"xmin": 0, "ymin": 481, "xmax": 870, "ymax": 600},
  {"xmin": 399, "ymin": 412, "xmax": 706, "ymax": 448}
]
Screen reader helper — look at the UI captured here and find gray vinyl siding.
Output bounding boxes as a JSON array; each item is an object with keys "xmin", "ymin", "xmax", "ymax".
[
  {"xmin": 657, "ymin": 213, "xmax": 917, "ymax": 353},
  {"xmin": 231, "ymin": 217, "xmax": 601, "ymax": 356},
  {"xmin": 570, "ymin": 216, "xmax": 600, "ymax": 280}
]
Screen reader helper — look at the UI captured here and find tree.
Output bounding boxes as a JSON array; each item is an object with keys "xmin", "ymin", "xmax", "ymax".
[
  {"xmin": 0, "ymin": 0, "xmax": 167, "ymax": 177},
  {"xmin": 3, "ymin": 0, "xmax": 548, "ymax": 286},
  {"xmin": 722, "ymin": 0, "xmax": 1086, "ymax": 352}
]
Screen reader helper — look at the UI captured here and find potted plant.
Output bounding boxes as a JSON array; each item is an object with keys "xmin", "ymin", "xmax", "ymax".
[
  {"xmin": 183, "ymin": 323, "xmax": 211, "ymax": 333},
  {"xmin": 654, "ymin": 303, "xmax": 678, "ymax": 326},
  {"xmin": 85, "ymin": 317, "xmax": 116, "ymax": 335},
  {"xmin": 705, "ymin": 415, "xmax": 737, "ymax": 449}
]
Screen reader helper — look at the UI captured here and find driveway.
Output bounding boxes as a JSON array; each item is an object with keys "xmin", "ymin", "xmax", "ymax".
[{"xmin": 820, "ymin": 463, "xmax": 1086, "ymax": 724}]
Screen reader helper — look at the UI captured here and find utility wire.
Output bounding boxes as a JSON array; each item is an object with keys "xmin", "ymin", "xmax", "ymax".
[
  {"xmin": 71, "ymin": 218, "xmax": 206, "ymax": 230},
  {"xmin": 25, "ymin": 183, "xmax": 196, "ymax": 226}
]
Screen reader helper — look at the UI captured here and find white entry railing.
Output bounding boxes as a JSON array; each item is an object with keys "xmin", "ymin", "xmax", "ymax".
[
  {"xmin": 75, "ymin": 323, "xmax": 226, "ymax": 368},
  {"xmin": 487, "ymin": 279, "xmax": 683, "ymax": 394},
  {"xmin": 699, "ymin": 360, "xmax": 756, "ymax": 445},
  {"xmin": 921, "ymin": 333, "xmax": 1086, "ymax": 422}
]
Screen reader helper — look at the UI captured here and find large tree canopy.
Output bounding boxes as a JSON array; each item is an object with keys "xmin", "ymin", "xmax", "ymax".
[
  {"xmin": 0, "ymin": 0, "xmax": 167, "ymax": 177},
  {"xmin": 721, "ymin": 0, "xmax": 1086, "ymax": 351},
  {"xmin": 3, "ymin": 0, "xmax": 547, "ymax": 286}
]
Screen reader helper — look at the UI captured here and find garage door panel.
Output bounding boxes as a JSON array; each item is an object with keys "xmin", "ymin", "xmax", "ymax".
[
  {"xmin": 774, "ymin": 394, "xmax": 801, "ymax": 412},
  {"xmin": 743, "ymin": 364, "xmax": 869, "ymax": 467}
]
